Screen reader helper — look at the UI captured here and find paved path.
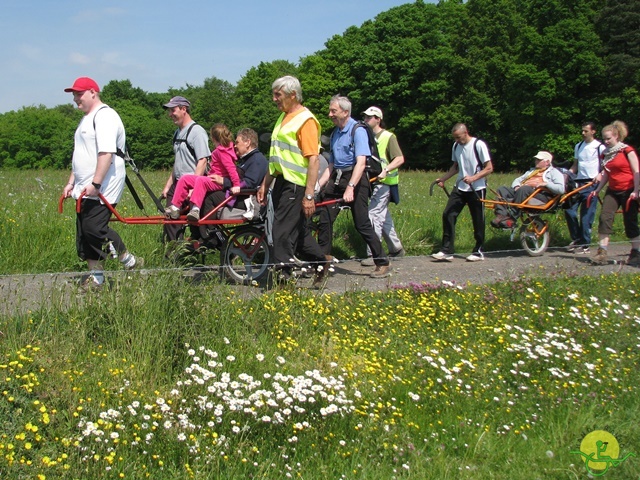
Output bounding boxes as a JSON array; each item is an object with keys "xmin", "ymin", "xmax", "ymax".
[{"xmin": 1, "ymin": 243, "xmax": 636, "ymax": 317}]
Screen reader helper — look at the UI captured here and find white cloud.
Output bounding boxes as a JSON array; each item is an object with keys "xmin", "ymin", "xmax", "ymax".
[
  {"xmin": 18, "ymin": 45, "xmax": 42, "ymax": 61},
  {"xmin": 101, "ymin": 52, "xmax": 123, "ymax": 65},
  {"xmin": 69, "ymin": 52, "xmax": 91, "ymax": 65},
  {"xmin": 71, "ymin": 7, "xmax": 126, "ymax": 23}
]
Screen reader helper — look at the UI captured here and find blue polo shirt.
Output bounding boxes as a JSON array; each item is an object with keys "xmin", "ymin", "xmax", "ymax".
[{"xmin": 330, "ymin": 118, "xmax": 371, "ymax": 169}]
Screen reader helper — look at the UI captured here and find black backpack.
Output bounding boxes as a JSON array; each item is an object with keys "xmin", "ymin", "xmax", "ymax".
[
  {"xmin": 557, "ymin": 167, "xmax": 579, "ymax": 209},
  {"xmin": 352, "ymin": 121, "xmax": 383, "ymax": 177},
  {"xmin": 331, "ymin": 121, "xmax": 383, "ymax": 178}
]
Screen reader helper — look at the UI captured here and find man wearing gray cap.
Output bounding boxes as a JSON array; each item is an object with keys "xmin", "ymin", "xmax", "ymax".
[
  {"xmin": 161, "ymin": 96, "xmax": 211, "ymax": 242},
  {"xmin": 360, "ymin": 106, "xmax": 405, "ymax": 266}
]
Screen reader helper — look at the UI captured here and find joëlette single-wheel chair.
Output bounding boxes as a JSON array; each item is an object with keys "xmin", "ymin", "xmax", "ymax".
[{"xmin": 480, "ymin": 181, "xmax": 597, "ymax": 256}]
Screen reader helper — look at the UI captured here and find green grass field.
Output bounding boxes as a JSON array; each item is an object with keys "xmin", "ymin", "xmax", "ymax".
[
  {"xmin": 0, "ymin": 169, "xmax": 638, "ymax": 479},
  {"xmin": 0, "ymin": 169, "xmax": 629, "ymax": 275}
]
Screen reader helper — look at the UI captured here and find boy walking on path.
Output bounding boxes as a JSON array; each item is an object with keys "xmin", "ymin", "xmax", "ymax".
[
  {"xmin": 432, "ymin": 123, "xmax": 493, "ymax": 262},
  {"xmin": 360, "ymin": 106, "xmax": 406, "ymax": 266}
]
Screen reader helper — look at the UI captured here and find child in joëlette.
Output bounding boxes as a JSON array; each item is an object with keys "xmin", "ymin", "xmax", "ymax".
[{"xmin": 166, "ymin": 123, "xmax": 241, "ymax": 222}]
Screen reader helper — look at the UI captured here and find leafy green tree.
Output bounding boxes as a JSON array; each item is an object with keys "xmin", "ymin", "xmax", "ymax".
[
  {"xmin": 0, "ymin": 105, "xmax": 78, "ymax": 169},
  {"xmin": 497, "ymin": 0, "xmax": 606, "ymax": 167},
  {"xmin": 1, "ymin": 0, "xmax": 637, "ymax": 172},
  {"xmin": 168, "ymin": 76, "xmax": 239, "ymax": 132},
  {"xmin": 594, "ymin": 0, "xmax": 640, "ymax": 144},
  {"xmin": 235, "ymin": 60, "xmax": 299, "ymax": 144},
  {"xmin": 301, "ymin": 0, "xmax": 469, "ymax": 168}
]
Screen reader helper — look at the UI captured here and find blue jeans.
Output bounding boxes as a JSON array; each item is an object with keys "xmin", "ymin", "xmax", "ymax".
[{"xmin": 564, "ymin": 182, "xmax": 597, "ymax": 246}]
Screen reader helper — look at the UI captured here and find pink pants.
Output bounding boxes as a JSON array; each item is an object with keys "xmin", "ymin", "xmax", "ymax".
[{"xmin": 172, "ymin": 175, "xmax": 223, "ymax": 209}]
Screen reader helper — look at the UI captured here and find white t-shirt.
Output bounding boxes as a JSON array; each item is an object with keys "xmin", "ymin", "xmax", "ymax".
[
  {"xmin": 574, "ymin": 139, "xmax": 603, "ymax": 180},
  {"xmin": 452, "ymin": 138, "xmax": 491, "ymax": 192},
  {"xmin": 71, "ymin": 105, "xmax": 126, "ymax": 204}
]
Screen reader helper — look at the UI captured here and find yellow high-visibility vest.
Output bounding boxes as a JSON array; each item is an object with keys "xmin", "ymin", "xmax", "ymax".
[
  {"xmin": 269, "ymin": 108, "xmax": 320, "ymax": 187},
  {"xmin": 377, "ymin": 130, "xmax": 399, "ymax": 186}
]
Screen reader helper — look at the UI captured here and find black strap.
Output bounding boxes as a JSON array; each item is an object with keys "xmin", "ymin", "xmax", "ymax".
[
  {"xmin": 472, "ymin": 139, "xmax": 485, "ymax": 172},
  {"xmin": 121, "ymin": 150, "xmax": 165, "ymax": 214},
  {"xmin": 172, "ymin": 123, "xmax": 198, "ymax": 162},
  {"xmin": 124, "ymin": 175, "xmax": 144, "ymax": 210},
  {"xmin": 453, "ymin": 139, "xmax": 485, "ymax": 173}
]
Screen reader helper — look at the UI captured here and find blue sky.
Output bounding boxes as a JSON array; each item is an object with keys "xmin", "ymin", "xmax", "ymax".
[{"xmin": 0, "ymin": 0, "xmax": 428, "ymax": 113}]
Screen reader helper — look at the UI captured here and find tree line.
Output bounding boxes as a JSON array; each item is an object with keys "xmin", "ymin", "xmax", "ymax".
[{"xmin": 0, "ymin": 0, "xmax": 637, "ymax": 172}]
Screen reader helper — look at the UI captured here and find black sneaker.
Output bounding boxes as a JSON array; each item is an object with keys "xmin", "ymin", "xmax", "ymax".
[
  {"xmin": 389, "ymin": 248, "xmax": 405, "ymax": 259},
  {"xmin": 626, "ymin": 249, "xmax": 640, "ymax": 267},
  {"xmin": 566, "ymin": 240, "xmax": 578, "ymax": 252}
]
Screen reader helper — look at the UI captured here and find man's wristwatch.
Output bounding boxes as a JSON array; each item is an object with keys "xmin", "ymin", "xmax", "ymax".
[
  {"xmin": 91, "ymin": 182, "xmax": 102, "ymax": 189},
  {"xmin": 305, "ymin": 194, "xmax": 314, "ymax": 201},
  {"xmin": 348, "ymin": 182, "xmax": 356, "ymax": 188}
]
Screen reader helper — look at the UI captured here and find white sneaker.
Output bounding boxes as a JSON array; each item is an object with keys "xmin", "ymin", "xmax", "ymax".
[
  {"xmin": 466, "ymin": 252, "xmax": 485, "ymax": 262},
  {"xmin": 360, "ymin": 256, "xmax": 375, "ymax": 266},
  {"xmin": 165, "ymin": 205, "xmax": 181, "ymax": 219},
  {"xmin": 243, "ymin": 197, "xmax": 255, "ymax": 220},
  {"xmin": 431, "ymin": 251, "xmax": 453, "ymax": 261}
]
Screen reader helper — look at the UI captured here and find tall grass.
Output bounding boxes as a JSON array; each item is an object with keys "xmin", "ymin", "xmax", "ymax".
[
  {"xmin": 1, "ymin": 169, "xmax": 638, "ymax": 479},
  {"xmin": 0, "ymin": 169, "xmax": 628, "ymax": 275},
  {"xmin": 0, "ymin": 272, "xmax": 639, "ymax": 479}
]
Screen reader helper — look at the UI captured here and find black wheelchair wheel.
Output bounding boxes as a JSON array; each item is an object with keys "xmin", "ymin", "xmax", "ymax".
[{"xmin": 221, "ymin": 226, "xmax": 270, "ymax": 284}]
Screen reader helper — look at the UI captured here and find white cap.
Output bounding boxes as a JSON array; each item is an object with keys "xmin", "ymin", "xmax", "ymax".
[
  {"xmin": 533, "ymin": 151, "xmax": 553, "ymax": 162},
  {"xmin": 362, "ymin": 106, "xmax": 383, "ymax": 119}
]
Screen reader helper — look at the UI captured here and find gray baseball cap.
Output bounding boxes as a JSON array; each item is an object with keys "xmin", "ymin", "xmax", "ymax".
[{"xmin": 163, "ymin": 96, "xmax": 191, "ymax": 108}]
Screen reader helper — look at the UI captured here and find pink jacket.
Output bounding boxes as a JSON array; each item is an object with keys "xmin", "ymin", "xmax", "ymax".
[{"xmin": 209, "ymin": 143, "xmax": 240, "ymax": 187}]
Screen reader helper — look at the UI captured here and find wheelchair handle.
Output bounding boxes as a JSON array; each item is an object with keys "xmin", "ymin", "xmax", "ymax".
[
  {"xmin": 626, "ymin": 196, "xmax": 639, "ymax": 213},
  {"xmin": 429, "ymin": 180, "xmax": 450, "ymax": 197}
]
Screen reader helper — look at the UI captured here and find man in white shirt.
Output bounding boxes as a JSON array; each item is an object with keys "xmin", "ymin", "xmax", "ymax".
[
  {"xmin": 432, "ymin": 123, "xmax": 493, "ymax": 262},
  {"xmin": 565, "ymin": 122, "xmax": 604, "ymax": 254},
  {"xmin": 61, "ymin": 77, "xmax": 142, "ymax": 288}
]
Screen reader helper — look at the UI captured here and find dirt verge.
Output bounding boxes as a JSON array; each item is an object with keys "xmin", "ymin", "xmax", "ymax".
[{"xmin": 1, "ymin": 243, "xmax": 635, "ymax": 317}]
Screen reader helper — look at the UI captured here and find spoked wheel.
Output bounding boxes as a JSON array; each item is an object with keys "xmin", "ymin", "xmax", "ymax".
[
  {"xmin": 519, "ymin": 217, "xmax": 550, "ymax": 256},
  {"xmin": 221, "ymin": 226, "xmax": 270, "ymax": 284}
]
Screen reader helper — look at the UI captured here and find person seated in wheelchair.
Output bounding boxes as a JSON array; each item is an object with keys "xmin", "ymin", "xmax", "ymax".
[
  {"xmin": 197, "ymin": 128, "xmax": 268, "ymax": 245},
  {"xmin": 491, "ymin": 151, "xmax": 565, "ymax": 228}
]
